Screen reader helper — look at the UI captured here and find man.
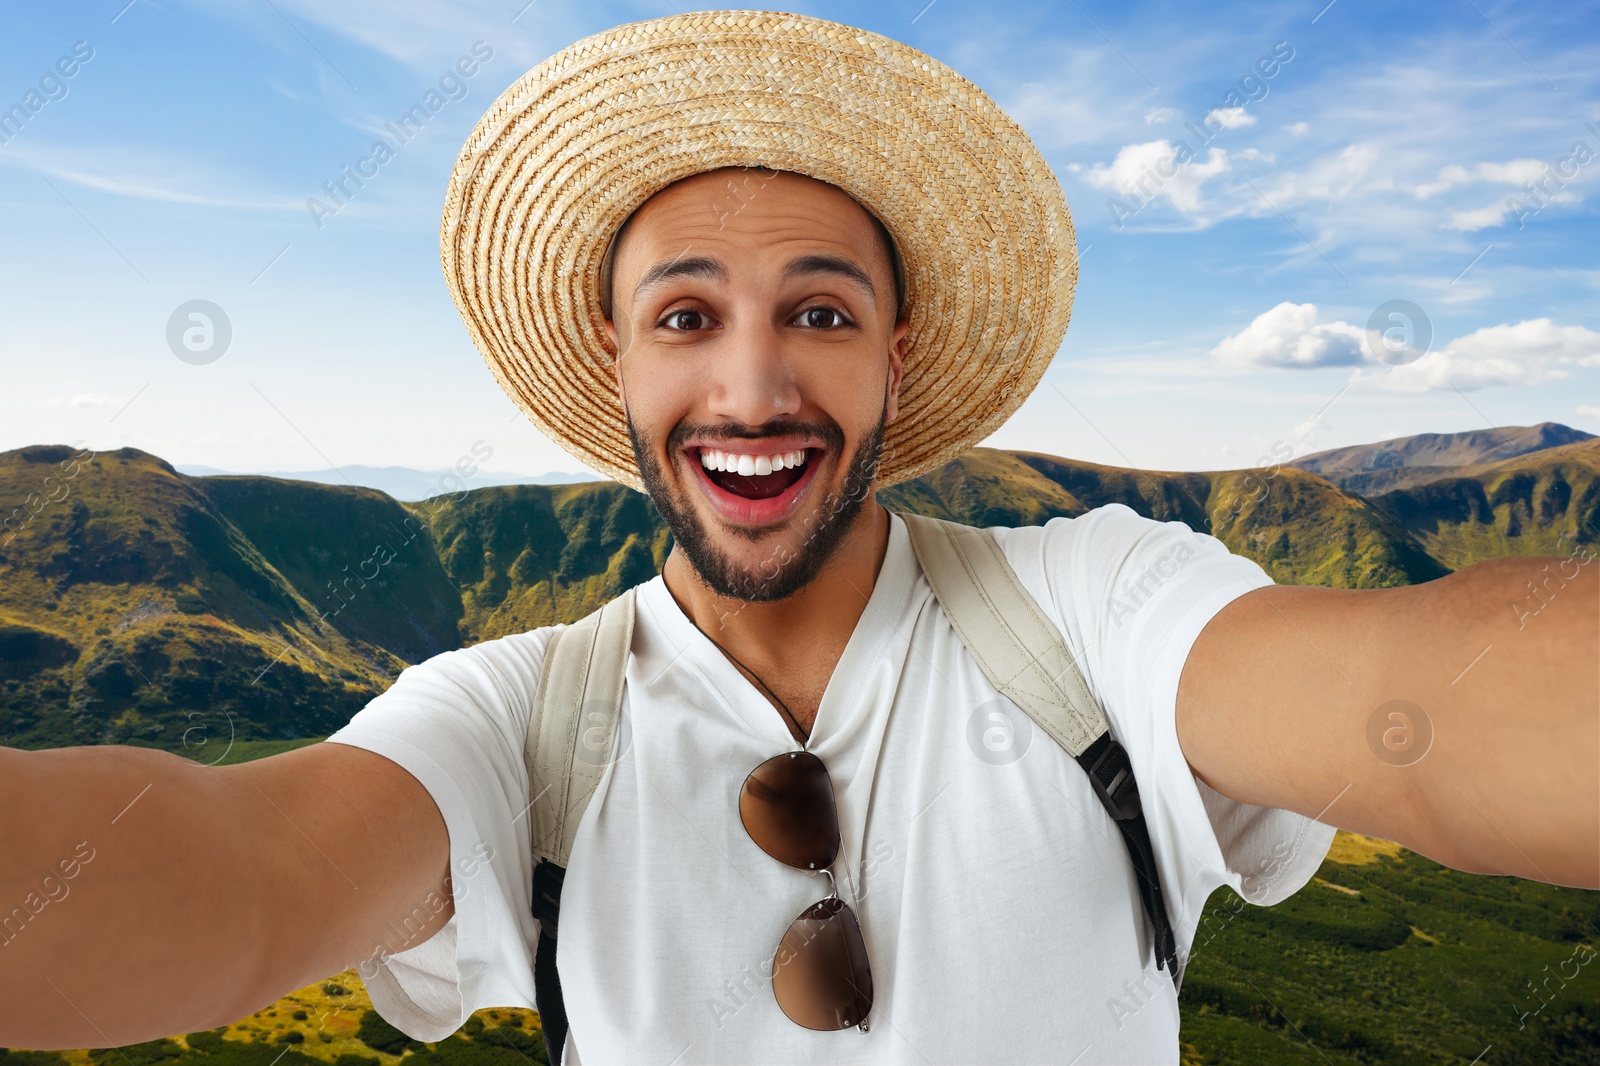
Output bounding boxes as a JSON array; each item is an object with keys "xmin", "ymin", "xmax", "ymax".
[{"xmin": 1, "ymin": 11, "xmax": 1594, "ymax": 1065}]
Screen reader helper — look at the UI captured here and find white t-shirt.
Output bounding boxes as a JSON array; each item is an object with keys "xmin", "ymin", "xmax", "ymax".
[{"xmin": 326, "ymin": 504, "xmax": 1336, "ymax": 1065}]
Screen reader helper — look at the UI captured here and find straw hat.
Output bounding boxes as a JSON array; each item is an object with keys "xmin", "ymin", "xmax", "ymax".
[{"xmin": 440, "ymin": 9, "xmax": 1076, "ymax": 492}]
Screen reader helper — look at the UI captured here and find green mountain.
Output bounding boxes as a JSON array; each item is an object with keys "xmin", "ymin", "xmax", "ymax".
[
  {"xmin": 880, "ymin": 448, "xmax": 1450, "ymax": 588},
  {"xmin": 414, "ymin": 480, "xmax": 668, "ymax": 641},
  {"xmin": 1363, "ymin": 437, "xmax": 1600, "ymax": 570},
  {"xmin": 3, "ymin": 433, "xmax": 1595, "ymax": 752},
  {"xmin": 1290, "ymin": 421, "xmax": 1594, "ymax": 495},
  {"xmin": 0, "ymin": 447, "xmax": 452, "ymax": 750}
]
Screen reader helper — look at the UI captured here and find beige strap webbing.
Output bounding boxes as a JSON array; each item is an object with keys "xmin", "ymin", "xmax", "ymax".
[
  {"xmin": 524, "ymin": 586, "xmax": 636, "ymax": 868},
  {"xmin": 898, "ymin": 511, "xmax": 1107, "ymax": 758}
]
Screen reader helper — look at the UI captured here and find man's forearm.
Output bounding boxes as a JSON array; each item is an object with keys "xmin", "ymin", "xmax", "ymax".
[
  {"xmin": 1181, "ymin": 551, "xmax": 1598, "ymax": 890},
  {"xmin": 0, "ymin": 745, "xmax": 277, "ymax": 1048},
  {"xmin": 1399, "ymin": 554, "xmax": 1598, "ymax": 887}
]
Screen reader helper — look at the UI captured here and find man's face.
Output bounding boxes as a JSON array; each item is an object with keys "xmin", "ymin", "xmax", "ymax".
[{"xmin": 602, "ymin": 168, "xmax": 908, "ymax": 602}]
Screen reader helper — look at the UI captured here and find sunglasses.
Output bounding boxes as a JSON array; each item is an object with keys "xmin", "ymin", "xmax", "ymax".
[{"xmin": 739, "ymin": 749, "xmax": 874, "ymax": 1032}]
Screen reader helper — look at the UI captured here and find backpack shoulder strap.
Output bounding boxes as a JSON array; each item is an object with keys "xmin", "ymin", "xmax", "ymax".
[
  {"xmin": 524, "ymin": 585, "xmax": 636, "ymax": 1066},
  {"xmin": 897, "ymin": 511, "xmax": 1179, "ymax": 980},
  {"xmin": 525, "ymin": 586, "xmax": 637, "ymax": 868},
  {"xmin": 898, "ymin": 512, "xmax": 1107, "ymax": 755}
]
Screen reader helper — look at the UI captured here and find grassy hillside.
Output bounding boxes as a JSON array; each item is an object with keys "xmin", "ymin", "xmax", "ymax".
[
  {"xmin": 1177, "ymin": 842, "xmax": 1600, "ymax": 1064},
  {"xmin": 409, "ymin": 481, "xmax": 669, "ymax": 641},
  {"xmin": 0, "ymin": 447, "xmax": 408, "ymax": 750},
  {"xmin": 901, "ymin": 448, "xmax": 1451, "ymax": 588},
  {"xmin": 199, "ymin": 475, "xmax": 464, "ymax": 663},
  {"xmin": 1366, "ymin": 437, "xmax": 1600, "ymax": 569}
]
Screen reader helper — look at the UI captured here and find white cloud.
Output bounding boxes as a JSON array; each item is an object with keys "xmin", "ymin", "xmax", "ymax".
[
  {"xmin": 1444, "ymin": 201, "xmax": 1517, "ymax": 231},
  {"xmin": 1204, "ymin": 106, "xmax": 1256, "ymax": 130},
  {"xmin": 1357, "ymin": 319, "xmax": 1600, "ymax": 391},
  {"xmin": 0, "ymin": 142, "xmax": 301, "ymax": 210},
  {"xmin": 1413, "ymin": 155, "xmax": 1593, "ymax": 229},
  {"xmin": 1210, "ymin": 302, "xmax": 1366, "ymax": 369},
  {"xmin": 1144, "ymin": 106, "xmax": 1180, "ymax": 125},
  {"xmin": 1003, "ymin": 73, "xmax": 1153, "ymax": 149},
  {"xmin": 1285, "ymin": 122, "xmax": 1309, "ymax": 136},
  {"xmin": 1577, "ymin": 405, "xmax": 1600, "ymax": 422},
  {"xmin": 1446, "ymin": 190, "xmax": 1581, "ymax": 231},
  {"xmin": 1412, "ymin": 159, "xmax": 1551, "ymax": 199},
  {"xmin": 1258, "ymin": 144, "xmax": 1379, "ymax": 208},
  {"xmin": 1213, "ymin": 307, "xmax": 1600, "ymax": 391},
  {"xmin": 1080, "ymin": 139, "xmax": 1231, "ymax": 217}
]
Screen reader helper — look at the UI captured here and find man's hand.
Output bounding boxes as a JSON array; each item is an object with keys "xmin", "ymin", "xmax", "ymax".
[
  {"xmin": 0, "ymin": 741, "xmax": 452, "ymax": 1049},
  {"xmin": 1177, "ymin": 554, "xmax": 1598, "ymax": 889}
]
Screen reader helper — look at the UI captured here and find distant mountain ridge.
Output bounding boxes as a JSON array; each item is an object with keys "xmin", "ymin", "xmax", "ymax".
[
  {"xmin": 175, "ymin": 463, "xmax": 599, "ymax": 501},
  {"xmin": 2, "ymin": 425, "xmax": 1595, "ymax": 751},
  {"xmin": 1289, "ymin": 422, "xmax": 1594, "ymax": 494}
]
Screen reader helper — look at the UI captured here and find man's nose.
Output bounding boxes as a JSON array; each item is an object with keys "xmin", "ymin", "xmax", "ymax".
[{"xmin": 705, "ymin": 322, "xmax": 801, "ymax": 426}]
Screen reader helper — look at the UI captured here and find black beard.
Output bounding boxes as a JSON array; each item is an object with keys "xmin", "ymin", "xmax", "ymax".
[{"xmin": 626, "ymin": 405, "xmax": 887, "ymax": 603}]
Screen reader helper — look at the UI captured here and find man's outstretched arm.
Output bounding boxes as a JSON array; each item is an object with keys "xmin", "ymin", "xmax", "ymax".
[
  {"xmin": 0, "ymin": 741, "xmax": 452, "ymax": 1049},
  {"xmin": 1177, "ymin": 554, "xmax": 1598, "ymax": 889}
]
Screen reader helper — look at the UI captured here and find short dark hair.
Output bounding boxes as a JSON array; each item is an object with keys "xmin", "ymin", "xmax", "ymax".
[{"xmin": 599, "ymin": 200, "xmax": 906, "ymax": 321}]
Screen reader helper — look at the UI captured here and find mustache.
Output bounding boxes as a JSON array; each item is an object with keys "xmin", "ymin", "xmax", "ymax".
[{"xmin": 665, "ymin": 419, "xmax": 845, "ymax": 452}]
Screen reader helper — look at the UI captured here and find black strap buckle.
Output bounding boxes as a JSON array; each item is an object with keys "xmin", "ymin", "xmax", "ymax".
[
  {"xmin": 531, "ymin": 858, "xmax": 566, "ymax": 936},
  {"xmin": 1078, "ymin": 732, "xmax": 1142, "ymax": 822},
  {"xmin": 1075, "ymin": 733, "xmax": 1178, "ymax": 981}
]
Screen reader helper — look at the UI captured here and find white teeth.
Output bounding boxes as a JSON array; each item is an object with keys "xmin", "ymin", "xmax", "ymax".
[{"xmin": 698, "ymin": 447, "xmax": 809, "ymax": 473}]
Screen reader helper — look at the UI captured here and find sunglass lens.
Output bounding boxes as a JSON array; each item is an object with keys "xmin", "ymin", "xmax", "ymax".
[
  {"xmin": 772, "ymin": 897, "xmax": 873, "ymax": 1030},
  {"xmin": 740, "ymin": 750, "xmax": 839, "ymax": 870}
]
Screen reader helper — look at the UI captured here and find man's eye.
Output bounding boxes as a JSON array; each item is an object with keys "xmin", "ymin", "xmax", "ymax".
[
  {"xmin": 661, "ymin": 309, "xmax": 708, "ymax": 331},
  {"xmin": 797, "ymin": 306, "xmax": 849, "ymax": 329}
]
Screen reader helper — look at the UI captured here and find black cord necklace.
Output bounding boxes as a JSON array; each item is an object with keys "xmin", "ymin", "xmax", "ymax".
[{"xmin": 694, "ymin": 623, "xmax": 810, "ymax": 747}]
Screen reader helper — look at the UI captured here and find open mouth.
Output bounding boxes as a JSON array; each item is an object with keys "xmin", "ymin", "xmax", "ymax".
[
  {"xmin": 697, "ymin": 446, "xmax": 813, "ymax": 500},
  {"xmin": 685, "ymin": 443, "xmax": 824, "ymax": 527}
]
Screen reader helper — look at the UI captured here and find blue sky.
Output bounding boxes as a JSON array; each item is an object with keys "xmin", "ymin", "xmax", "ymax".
[{"xmin": 2, "ymin": 0, "xmax": 1597, "ymax": 482}]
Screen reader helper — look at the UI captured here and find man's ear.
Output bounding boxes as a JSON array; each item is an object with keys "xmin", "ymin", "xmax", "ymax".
[
  {"xmin": 884, "ymin": 317, "xmax": 909, "ymax": 423},
  {"xmin": 603, "ymin": 318, "xmax": 625, "ymax": 400}
]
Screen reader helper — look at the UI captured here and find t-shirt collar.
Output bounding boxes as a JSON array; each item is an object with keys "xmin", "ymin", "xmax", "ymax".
[{"xmin": 635, "ymin": 508, "xmax": 919, "ymax": 749}]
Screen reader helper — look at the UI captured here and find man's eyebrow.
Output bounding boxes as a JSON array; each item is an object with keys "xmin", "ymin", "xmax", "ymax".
[
  {"xmin": 630, "ymin": 252, "xmax": 877, "ymax": 304},
  {"xmin": 632, "ymin": 255, "xmax": 727, "ymax": 304},
  {"xmin": 781, "ymin": 253, "xmax": 875, "ymax": 301}
]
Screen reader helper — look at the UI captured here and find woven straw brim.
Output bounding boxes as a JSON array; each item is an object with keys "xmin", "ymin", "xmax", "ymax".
[{"xmin": 441, "ymin": 9, "xmax": 1076, "ymax": 492}]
